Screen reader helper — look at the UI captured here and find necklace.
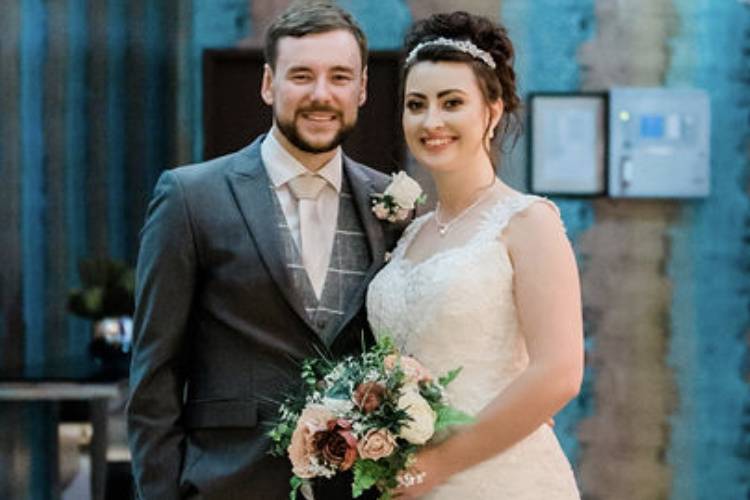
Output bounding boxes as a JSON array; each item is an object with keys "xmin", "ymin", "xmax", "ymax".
[{"xmin": 434, "ymin": 177, "xmax": 497, "ymax": 237}]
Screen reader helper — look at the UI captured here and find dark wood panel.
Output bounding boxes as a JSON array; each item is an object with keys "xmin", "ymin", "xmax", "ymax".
[
  {"xmin": 202, "ymin": 49, "xmax": 404, "ymax": 172},
  {"xmin": 0, "ymin": 0, "xmax": 24, "ymax": 374}
]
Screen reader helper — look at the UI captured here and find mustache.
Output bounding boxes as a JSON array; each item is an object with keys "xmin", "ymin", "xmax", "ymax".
[{"xmin": 296, "ymin": 105, "xmax": 342, "ymax": 117}]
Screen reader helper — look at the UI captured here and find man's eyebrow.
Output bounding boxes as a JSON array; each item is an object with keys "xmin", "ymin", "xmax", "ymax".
[{"xmin": 329, "ymin": 65, "xmax": 356, "ymax": 73}]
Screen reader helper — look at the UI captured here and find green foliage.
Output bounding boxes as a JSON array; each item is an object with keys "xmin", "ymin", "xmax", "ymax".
[
  {"xmin": 289, "ymin": 476, "xmax": 303, "ymax": 500},
  {"xmin": 352, "ymin": 451, "xmax": 413, "ymax": 498},
  {"xmin": 352, "ymin": 459, "xmax": 386, "ymax": 497},
  {"xmin": 67, "ymin": 258, "xmax": 135, "ymax": 320},
  {"xmin": 418, "ymin": 380, "xmax": 444, "ymax": 406},
  {"xmin": 438, "ymin": 367, "xmax": 462, "ymax": 387},
  {"xmin": 434, "ymin": 404, "xmax": 474, "ymax": 432}
]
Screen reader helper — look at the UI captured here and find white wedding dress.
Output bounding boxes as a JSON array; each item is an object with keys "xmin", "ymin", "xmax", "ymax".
[{"xmin": 367, "ymin": 194, "xmax": 581, "ymax": 499}]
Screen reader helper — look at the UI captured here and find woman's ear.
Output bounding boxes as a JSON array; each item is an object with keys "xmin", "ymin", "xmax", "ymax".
[{"xmin": 489, "ymin": 98, "xmax": 504, "ymax": 133}]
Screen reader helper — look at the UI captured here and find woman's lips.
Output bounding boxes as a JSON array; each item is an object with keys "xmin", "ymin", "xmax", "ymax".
[{"xmin": 421, "ymin": 136, "xmax": 457, "ymax": 150}]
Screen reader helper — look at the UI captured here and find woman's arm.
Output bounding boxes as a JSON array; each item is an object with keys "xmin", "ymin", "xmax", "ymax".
[{"xmin": 394, "ymin": 202, "xmax": 584, "ymax": 497}]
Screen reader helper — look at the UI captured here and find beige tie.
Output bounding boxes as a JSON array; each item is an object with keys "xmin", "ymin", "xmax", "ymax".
[{"xmin": 287, "ymin": 174, "xmax": 328, "ymax": 298}]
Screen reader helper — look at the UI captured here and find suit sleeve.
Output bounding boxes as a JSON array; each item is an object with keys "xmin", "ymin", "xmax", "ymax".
[{"xmin": 127, "ymin": 170, "xmax": 197, "ymax": 500}]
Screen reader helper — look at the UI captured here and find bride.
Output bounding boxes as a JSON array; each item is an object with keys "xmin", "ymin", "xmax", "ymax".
[{"xmin": 366, "ymin": 11, "xmax": 583, "ymax": 499}]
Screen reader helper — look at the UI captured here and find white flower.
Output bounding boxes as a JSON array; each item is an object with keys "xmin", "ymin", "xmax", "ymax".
[
  {"xmin": 397, "ymin": 385, "xmax": 436, "ymax": 445},
  {"xmin": 322, "ymin": 397, "xmax": 354, "ymax": 416},
  {"xmin": 385, "ymin": 172, "xmax": 423, "ymax": 210}
]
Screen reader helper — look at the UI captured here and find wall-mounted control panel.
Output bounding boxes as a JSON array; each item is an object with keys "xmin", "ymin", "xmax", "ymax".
[{"xmin": 608, "ymin": 87, "xmax": 710, "ymax": 198}]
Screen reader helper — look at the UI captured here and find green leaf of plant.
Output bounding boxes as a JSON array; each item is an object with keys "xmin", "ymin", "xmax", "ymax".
[
  {"xmin": 434, "ymin": 405, "xmax": 474, "ymax": 432},
  {"xmin": 289, "ymin": 476, "xmax": 303, "ymax": 500},
  {"xmin": 352, "ymin": 459, "xmax": 389, "ymax": 498},
  {"xmin": 438, "ymin": 367, "xmax": 462, "ymax": 387}
]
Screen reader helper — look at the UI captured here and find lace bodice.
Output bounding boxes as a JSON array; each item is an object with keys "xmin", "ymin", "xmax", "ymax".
[{"xmin": 366, "ymin": 194, "xmax": 580, "ymax": 499}]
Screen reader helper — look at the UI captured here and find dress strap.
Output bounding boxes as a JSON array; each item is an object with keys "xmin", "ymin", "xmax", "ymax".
[{"xmin": 479, "ymin": 194, "xmax": 565, "ymax": 240}]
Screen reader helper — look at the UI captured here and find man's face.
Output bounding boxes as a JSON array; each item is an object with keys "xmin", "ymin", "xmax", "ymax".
[{"xmin": 261, "ymin": 29, "xmax": 367, "ymax": 154}]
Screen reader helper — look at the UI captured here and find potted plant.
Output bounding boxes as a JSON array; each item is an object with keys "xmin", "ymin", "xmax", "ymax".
[{"xmin": 68, "ymin": 258, "xmax": 135, "ymax": 362}]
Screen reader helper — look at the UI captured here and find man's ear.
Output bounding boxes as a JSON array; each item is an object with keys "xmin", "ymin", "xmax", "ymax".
[
  {"xmin": 358, "ymin": 66, "xmax": 368, "ymax": 107},
  {"xmin": 261, "ymin": 63, "xmax": 274, "ymax": 106}
]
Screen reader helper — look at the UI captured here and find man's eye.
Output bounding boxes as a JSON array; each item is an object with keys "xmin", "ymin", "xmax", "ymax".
[
  {"xmin": 290, "ymin": 74, "xmax": 311, "ymax": 82},
  {"xmin": 332, "ymin": 74, "xmax": 353, "ymax": 83}
]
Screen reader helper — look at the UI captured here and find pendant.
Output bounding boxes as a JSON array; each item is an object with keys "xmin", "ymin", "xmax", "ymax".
[{"xmin": 438, "ymin": 224, "xmax": 448, "ymax": 236}]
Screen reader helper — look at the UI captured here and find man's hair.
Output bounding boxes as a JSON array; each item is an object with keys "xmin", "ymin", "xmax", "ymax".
[{"xmin": 264, "ymin": 1, "xmax": 368, "ymax": 69}]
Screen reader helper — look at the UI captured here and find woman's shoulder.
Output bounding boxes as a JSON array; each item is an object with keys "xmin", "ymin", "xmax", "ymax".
[{"xmin": 500, "ymin": 194, "xmax": 569, "ymax": 255}]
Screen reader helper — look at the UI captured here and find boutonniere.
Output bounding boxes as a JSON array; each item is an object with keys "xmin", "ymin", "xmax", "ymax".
[{"xmin": 371, "ymin": 171, "xmax": 426, "ymax": 223}]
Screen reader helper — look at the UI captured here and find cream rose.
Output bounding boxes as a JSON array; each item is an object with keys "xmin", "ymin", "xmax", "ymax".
[
  {"xmin": 287, "ymin": 404, "xmax": 334, "ymax": 478},
  {"xmin": 357, "ymin": 428, "xmax": 397, "ymax": 461},
  {"xmin": 396, "ymin": 385, "xmax": 436, "ymax": 445},
  {"xmin": 384, "ymin": 172, "xmax": 423, "ymax": 210}
]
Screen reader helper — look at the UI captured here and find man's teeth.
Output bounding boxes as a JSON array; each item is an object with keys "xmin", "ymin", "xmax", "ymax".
[{"xmin": 304, "ymin": 113, "xmax": 335, "ymax": 121}]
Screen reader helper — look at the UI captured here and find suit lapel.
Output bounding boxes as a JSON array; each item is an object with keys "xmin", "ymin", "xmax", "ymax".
[
  {"xmin": 226, "ymin": 139, "xmax": 318, "ymax": 332},
  {"xmin": 345, "ymin": 159, "xmax": 386, "ymax": 267}
]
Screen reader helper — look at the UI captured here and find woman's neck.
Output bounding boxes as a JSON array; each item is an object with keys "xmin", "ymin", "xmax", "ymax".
[{"xmin": 432, "ymin": 157, "xmax": 498, "ymax": 217}]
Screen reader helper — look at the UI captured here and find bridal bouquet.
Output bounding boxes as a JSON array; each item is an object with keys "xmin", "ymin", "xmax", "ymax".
[{"xmin": 267, "ymin": 337, "xmax": 472, "ymax": 499}]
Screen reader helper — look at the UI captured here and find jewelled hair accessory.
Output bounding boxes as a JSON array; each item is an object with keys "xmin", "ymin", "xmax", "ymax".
[{"xmin": 405, "ymin": 37, "xmax": 497, "ymax": 69}]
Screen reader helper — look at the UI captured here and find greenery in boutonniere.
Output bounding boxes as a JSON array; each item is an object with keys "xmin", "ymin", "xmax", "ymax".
[{"xmin": 67, "ymin": 258, "xmax": 135, "ymax": 320}]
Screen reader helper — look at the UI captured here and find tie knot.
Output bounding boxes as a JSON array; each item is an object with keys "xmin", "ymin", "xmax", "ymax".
[{"xmin": 288, "ymin": 174, "xmax": 328, "ymax": 200}]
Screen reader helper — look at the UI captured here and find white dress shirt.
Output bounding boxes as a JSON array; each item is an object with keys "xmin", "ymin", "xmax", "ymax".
[{"xmin": 260, "ymin": 132, "xmax": 341, "ymax": 296}]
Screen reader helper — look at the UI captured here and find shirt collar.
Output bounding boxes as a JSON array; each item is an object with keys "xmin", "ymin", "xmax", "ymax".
[{"xmin": 261, "ymin": 131, "xmax": 342, "ymax": 193}]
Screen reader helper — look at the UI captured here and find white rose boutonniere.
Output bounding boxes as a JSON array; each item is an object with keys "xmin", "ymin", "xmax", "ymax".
[
  {"xmin": 371, "ymin": 171, "xmax": 426, "ymax": 223},
  {"xmin": 396, "ymin": 384, "xmax": 436, "ymax": 445}
]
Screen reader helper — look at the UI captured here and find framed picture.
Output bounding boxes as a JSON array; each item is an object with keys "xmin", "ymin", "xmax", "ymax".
[{"xmin": 527, "ymin": 92, "xmax": 607, "ymax": 196}]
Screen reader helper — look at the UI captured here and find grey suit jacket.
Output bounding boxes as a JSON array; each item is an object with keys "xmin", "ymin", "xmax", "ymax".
[{"xmin": 127, "ymin": 136, "xmax": 400, "ymax": 499}]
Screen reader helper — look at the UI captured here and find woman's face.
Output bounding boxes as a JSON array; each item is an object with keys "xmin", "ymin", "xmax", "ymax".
[{"xmin": 402, "ymin": 61, "xmax": 502, "ymax": 174}]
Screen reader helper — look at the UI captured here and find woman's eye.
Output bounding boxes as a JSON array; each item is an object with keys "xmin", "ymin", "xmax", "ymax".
[
  {"xmin": 444, "ymin": 99, "xmax": 463, "ymax": 109},
  {"xmin": 406, "ymin": 100, "xmax": 424, "ymax": 111}
]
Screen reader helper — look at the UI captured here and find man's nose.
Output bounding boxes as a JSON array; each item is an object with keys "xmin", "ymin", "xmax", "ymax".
[{"xmin": 310, "ymin": 76, "xmax": 333, "ymax": 103}]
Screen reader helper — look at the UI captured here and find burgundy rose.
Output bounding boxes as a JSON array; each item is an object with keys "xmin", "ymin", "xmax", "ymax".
[
  {"xmin": 313, "ymin": 419, "xmax": 358, "ymax": 471},
  {"xmin": 353, "ymin": 382, "xmax": 386, "ymax": 414}
]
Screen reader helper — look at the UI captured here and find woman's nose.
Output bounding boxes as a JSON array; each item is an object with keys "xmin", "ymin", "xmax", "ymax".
[{"xmin": 422, "ymin": 105, "xmax": 444, "ymax": 129}]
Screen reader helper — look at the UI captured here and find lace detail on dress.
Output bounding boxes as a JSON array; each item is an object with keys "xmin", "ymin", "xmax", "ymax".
[
  {"xmin": 389, "ymin": 211, "xmax": 432, "ymax": 261},
  {"xmin": 366, "ymin": 194, "xmax": 579, "ymax": 499},
  {"xmin": 477, "ymin": 194, "xmax": 565, "ymax": 245}
]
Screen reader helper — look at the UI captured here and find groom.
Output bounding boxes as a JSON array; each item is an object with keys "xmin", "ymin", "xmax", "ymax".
[{"xmin": 126, "ymin": 2, "xmax": 399, "ymax": 499}]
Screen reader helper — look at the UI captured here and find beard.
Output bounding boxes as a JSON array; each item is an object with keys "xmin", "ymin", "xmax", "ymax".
[{"xmin": 275, "ymin": 106, "xmax": 356, "ymax": 154}]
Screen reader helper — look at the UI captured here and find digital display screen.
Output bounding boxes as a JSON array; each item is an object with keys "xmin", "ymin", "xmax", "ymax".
[{"xmin": 640, "ymin": 115, "xmax": 665, "ymax": 138}]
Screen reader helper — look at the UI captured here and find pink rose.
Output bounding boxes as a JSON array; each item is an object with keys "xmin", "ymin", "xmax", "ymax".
[
  {"xmin": 372, "ymin": 202, "xmax": 390, "ymax": 220},
  {"xmin": 287, "ymin": 405, "xmax": 334, "ymax": 478},
  {"xmin": 357, "ymin": 428, "xmax": 397, "ymax": 461},
  {"xmin": 384, "ymin": 354, "xmax": 433, "ymax": 383}
]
